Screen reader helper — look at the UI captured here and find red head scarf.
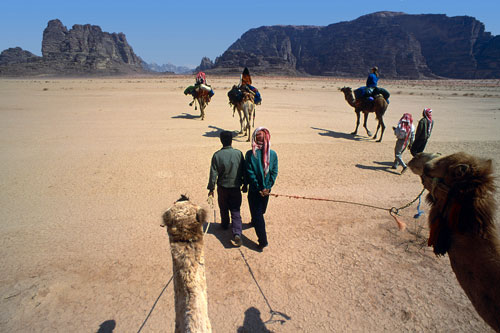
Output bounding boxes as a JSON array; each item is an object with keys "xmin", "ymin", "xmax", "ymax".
[
  {"xmin": 251, "ymin": 127, "xmax": 271, "ymax": 176},
  {"xmin": 397, "ymin": 113, "xmax": 413, "ymax": 147},
  {"xmin": 423, "ymin": 108, "xmax": 433, "ymax": 135}
]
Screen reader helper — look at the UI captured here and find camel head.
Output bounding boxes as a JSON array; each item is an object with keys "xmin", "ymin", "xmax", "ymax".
[
  {"xmin": 162, "ymin": 195, "xmax": 207, "ymax": 243},
  {"xmin": 339, "ymin": 86, "xmax": 352, "ymax": 95},
  {"xmin": 408, "ymin": 152, "xmax": 496, "ymax": 255}
]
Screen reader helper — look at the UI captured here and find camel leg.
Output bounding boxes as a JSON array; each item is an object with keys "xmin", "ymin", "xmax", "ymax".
[
  {"xmin": 376, "ymin": 119, "xmax": 386, "ymax": 142},
  {"xmin": 362, "ymin": 112, "xmax": 372, "ymax": 137},
  {"xmin": 351, "ymin": 110, "xmax": 361, "ymax": 135},
  {"xmin": 252, "ymin": 105, "xmax": 255, "ymax": 128},
  {"xmin": 200, "ymin": 100, "xmax": 205, "ymax": 120},
  {"xmin": 243, "ymin": 102, "xmax": 251, "ymax": 141},
  {"xmin": 373, "ymin": 122, "xmax": 380, "ymax": 140},
  {"xmin": 237, "ymin": 106, "xmax": 244, "ymax": 134}
]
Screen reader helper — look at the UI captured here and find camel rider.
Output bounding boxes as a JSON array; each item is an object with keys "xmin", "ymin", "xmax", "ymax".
[
  {"xmin": 366, "ymin": 66, "xmax": 379, "ymax": 88},
  {"xmin": 239, "ymin": 67, "xmax": 252, "ymax": 87},
  {"xmin": 364, "ymin": 66, "xmax": 390, "ymax": 104},
  {"xmin": 238, "ymin": 67, "xmax": 262, "ymax": 105},
  {"xmin": 194, "ymin": 71, "xmax": 214, "ymax": 99}
]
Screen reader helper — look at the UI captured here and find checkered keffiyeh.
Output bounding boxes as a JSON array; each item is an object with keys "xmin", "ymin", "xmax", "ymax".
[{"xmin": 251, "ymin": 127, "xmax": 271, "ymax": 176}]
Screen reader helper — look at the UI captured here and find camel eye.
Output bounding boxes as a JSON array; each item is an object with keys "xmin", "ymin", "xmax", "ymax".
[{"xmin": 453, "ymin": 164, "xmax": 470, "ymax": 178}]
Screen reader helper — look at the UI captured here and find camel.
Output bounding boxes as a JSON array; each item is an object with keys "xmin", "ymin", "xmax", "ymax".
[
  {"xmin": 232, "ymin": 91, "xmax": 256, "ymax": 142},
  {"xmin": 339, "ymin": 87, "xmax": 388, "ymax": 142},
  {"xmin": 189, "ymin": 90, "xmax": 210, "ymax": 120},
  {"xmin": 162, "ymin": 195, "xmax": 212, "ymax": 333},
  {"xmin": 408, "ymin": 152, "xmax": 500, "ymax": 332}
]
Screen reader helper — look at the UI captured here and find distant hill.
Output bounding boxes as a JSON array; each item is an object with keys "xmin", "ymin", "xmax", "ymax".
[
  {"xmin": 208, "ymin": 12, "xmax": 500, "ymax": 79},
  {"xmin": 0, "ymin": 19, "xmax": 148, "ymax": 76},
  {"xmin": 144, "ymin": 62, "xmax": 193, "ymax": 74}
]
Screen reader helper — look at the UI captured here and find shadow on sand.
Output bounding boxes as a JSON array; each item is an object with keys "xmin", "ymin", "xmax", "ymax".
[
  {"xmin": 171, "ymin": 112, "xmax": 200, "ymax": 120},
  {"xmin": 97, "ymin": 320, "xmax": 116, "ymax": 333},
  {"xmin": 203, "ymin": 126, "xmax": 250, "ymax": 144},
  {"xmin": 204, "ymin": 221, "xmax": 260, "ymax": 252},
  {"xmin": 203, "ymin": 125, "xmax": 225, "ymax": 138},
  {"xmin": 311, "ymin": 127, "xmax": 372, "ymax": 141},
  {"xmin": 355, "ymin": 161, "xmax": 401, "ymax": 175},
  {"xmin": 237, "ymin": 307, "xmax": 272, "ymax": 333}
]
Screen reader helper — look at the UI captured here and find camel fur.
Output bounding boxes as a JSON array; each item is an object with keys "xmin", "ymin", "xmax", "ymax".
[
  {"xmin": 408, "ymin": 152, "xmax": 500, "ymax": 332},
  {"xmin": 232, "ymin": 91, "xmax": 256, "ymax": 142},
  {"xmin": 162, "ymin": 195, "xmax": 212, "ymax": 333},
  {"xmin": 339, "ymin": 86, "xmax": 388, "ymax": 142}
]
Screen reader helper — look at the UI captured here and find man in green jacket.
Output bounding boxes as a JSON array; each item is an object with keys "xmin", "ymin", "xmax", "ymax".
[
  {"xmin": 245, "ymin": 127, "xmax": 278, "ymax": 251},
  {"xmin": 208, "ymin": 131, "xmax": 246, "ymax": 247}
]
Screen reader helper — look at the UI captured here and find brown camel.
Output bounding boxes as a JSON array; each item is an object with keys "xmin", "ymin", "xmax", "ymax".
[
  {"xmin": 162, "ymin": 195, "xmax": 212, "ymax": 333},
  {"xmin": 189, "ymin": 90, "xmax": 211, "ymax": 120},
  {"xmin": 408, "ymin": 152, "xmax": 500, "ymax": 332},
  {"xmin": 233, "ymin": 91, "xmax": 256, "ymax": 142},
  {"xmin": 339, "ymin": 87, "xmax": 388, "ymax": 142}
]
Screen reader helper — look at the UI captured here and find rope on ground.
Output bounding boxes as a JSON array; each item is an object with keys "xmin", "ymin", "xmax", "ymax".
[
  {"xmin": 269, "ymin": 187, "xmax": 426, "ymax": 231},
  {"xmin": 137, "ymin": 275, "xmax": 174, "ymax": 333},
  {"xmin": 238, "ymin": 248, "xmax": 291, "ymax": 325}
]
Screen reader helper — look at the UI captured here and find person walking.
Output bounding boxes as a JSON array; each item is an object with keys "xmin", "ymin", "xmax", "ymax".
[
  {"xmin": 392, "ymin": 113, "xmax": 415, "ymax": 174},
  {"xmin": 244, "ymin": 127, "xmax": 278, "ymax": 251},
  {"xmin": 208, "ymin": 131, "xmax": 246, "ymax": 247},
  {"xmin": 410, "ymin": 108, "xmax": 434, "ymax": 157}
]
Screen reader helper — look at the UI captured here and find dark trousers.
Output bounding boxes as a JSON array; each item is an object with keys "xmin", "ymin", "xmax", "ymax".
[
  {"xmin": 248, "ymin": 190, "xmax": 270, "ymax": 247},
  {"xmin": 217, "ymin": 186, "xmax": 242, "ymax": 236}
]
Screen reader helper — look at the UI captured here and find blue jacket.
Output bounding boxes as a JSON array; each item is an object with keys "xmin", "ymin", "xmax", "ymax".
[
  {"xmin": 366, "ymin": 73, "xmax": 379, "ymax": 88},
  {"xmin": 245, "ymin": 149, "xmax": 278, "ymax": 192}
]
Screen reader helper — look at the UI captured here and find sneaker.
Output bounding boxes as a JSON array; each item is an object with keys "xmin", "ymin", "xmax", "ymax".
[
  {"xmin": 401, "ymin": 166, "xmax": 408, "ymax": 175},
  {"xmin": 220, "ymin": 223, "xmax": 229, "ymax": 230},
  {"xmin": 232, "ymin": 234, "xmax": 242, "ymax": 247}
]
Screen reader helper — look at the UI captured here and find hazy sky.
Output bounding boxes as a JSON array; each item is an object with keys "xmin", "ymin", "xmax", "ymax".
[{"xmin": 1, "ymin": 0, "xmax": 499, "ymax": 68}]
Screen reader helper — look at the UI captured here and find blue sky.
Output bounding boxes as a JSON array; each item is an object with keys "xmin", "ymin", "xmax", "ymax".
[{"xmin": 1, "ymin": 0, "xmax": 499, "ymax": 68}]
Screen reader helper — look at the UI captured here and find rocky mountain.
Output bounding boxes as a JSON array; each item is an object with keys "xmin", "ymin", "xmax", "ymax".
[
  {"xmin": 144, "ymin": 62, "xmax": 192, "ymax": 74},
  {"xmin": 195, "ymin": 57, "xmax": 215, "ymax": 72},
  {"xmin": 209, "ymin": 12, "xmax": 500, "ymax": 79},
  {"xmin": 0, "ymin": 47, "xmax": 41, "ymax": 66},
  {"xmin": 0, "ymin": 19, "xmax": 148, "ymax": 76}
]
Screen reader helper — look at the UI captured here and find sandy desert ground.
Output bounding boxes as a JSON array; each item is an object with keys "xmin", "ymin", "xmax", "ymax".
[{"xmin": 1, "ymin": 75, "xmax": 499, "ymax": 332}]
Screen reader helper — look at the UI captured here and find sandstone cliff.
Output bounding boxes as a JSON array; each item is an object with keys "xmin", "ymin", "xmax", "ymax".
[
  {"xmin": 0, "ymin": 19, "xmax": 147, "ymax": 76},
  {"xmin": 209, "ymin": 12, "xmax": 500, "ymax": 79}
]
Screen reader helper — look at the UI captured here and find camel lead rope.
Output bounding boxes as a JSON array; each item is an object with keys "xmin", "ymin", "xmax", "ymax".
[
  {"xmin": 270, "ymin": 188, "xmax": 426, "ymax": 231},
  {"xmin": 238, "ymin": 249, "xmax": 291, "ymax": 325}
]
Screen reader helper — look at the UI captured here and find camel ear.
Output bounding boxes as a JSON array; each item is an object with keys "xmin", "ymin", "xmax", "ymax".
[
  {"xmin": 161, "ymin": 210, "xmax": 172, "ymax": 227},
  {"xmin": 483, "ymin": 159, "xmax": 493, "ymax": 172},
  {"xmin": 452, "ymin": 164, "xmax": 470, "ymax": 178},
  {"xmin": 196, "ymin": 208, "xmax": 207, "ymax": 224}
]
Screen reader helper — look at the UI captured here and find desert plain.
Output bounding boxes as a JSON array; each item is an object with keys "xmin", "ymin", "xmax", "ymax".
[{"xmin": 1, "ymin": 76, "xmax": 500, "ymax": 332}]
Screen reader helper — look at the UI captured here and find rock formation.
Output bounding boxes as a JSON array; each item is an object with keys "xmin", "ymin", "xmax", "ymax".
[
  {"xmin": 195, "ymin": 57, "xmax": 214, "ymax": 72},
  {"xmin": 209, "ymin": 12, "xmax": 500, "ymax": 79},
  {"xmin": 0, "ymin": 19, "xmax": 147, "ymax": 76},
  {"xmin": 0, "ymin": 47, "xmax": 41, "ymax": 66}
]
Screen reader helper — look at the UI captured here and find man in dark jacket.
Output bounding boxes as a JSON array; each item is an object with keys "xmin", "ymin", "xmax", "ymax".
[
  {"xmin": 208, "ymin": 131, "xmax": 246, "ymax": 246},
  {"xmin": 410, "ymin": 108, "xmax": 434, "ymax": 157}
]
